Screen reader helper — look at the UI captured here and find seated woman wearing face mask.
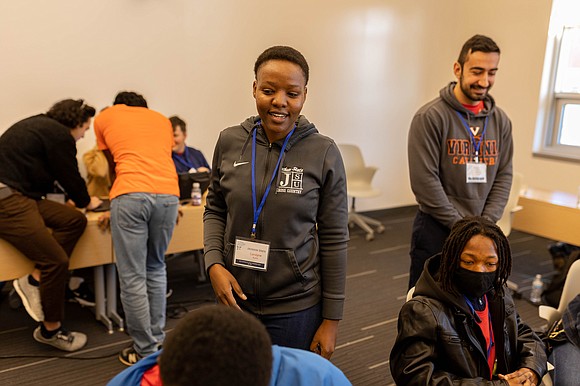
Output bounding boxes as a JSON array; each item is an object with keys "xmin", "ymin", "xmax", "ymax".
[{"xmin": 390, "ymin": 216, "xmax": 547, "ymax": 386}]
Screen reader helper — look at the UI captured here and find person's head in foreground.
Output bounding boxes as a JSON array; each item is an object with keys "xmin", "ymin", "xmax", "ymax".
[{"xmin": 159, "ymin": 306, "xmax": 273, "ymax": 386}]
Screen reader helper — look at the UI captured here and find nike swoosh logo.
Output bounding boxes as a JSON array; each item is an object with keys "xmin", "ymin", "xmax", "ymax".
[{"xmin": 233, "ymin": 161, "xmax": 249, "ymax": 167}]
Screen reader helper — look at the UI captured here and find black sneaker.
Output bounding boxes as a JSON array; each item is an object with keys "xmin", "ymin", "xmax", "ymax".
[
  {"xmin": 119, "ymin": 346, "xmax": 143, "ymax": 366},
  {"xmin": 66, "ymin": 281, "xmax": 95, "ymax": 307}
]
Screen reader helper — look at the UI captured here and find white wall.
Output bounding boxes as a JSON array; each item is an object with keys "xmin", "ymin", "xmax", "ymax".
[{"xmin": 2, "ymin": 0, "xmax": 571, "ymax": 212}]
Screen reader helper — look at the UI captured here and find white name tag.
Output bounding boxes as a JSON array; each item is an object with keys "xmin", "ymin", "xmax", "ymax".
[
  {"xmin": 233, "ymin": 237, "xmax": 270, "ymax": 271},
  {"xmin": 466, "ymin": 162, "xmax": 487, "ymax": 184}
]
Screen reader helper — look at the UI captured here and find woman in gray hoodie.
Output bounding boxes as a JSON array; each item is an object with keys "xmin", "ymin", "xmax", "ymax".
[{"xmin": 203, "ymin": 46, "xmax": 349, "ymax": 360}]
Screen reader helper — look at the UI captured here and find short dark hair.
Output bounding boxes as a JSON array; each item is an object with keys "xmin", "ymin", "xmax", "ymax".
[
  {"xmin": 254, "ymin": 46, "xmax": 309, "ymax": 85},
  {"xmin": 457, "ymin": 35, "xmax": 500, "ymax": 67},
  {"xmin": 46, "ymin": 99, "xmax": 96, "ymax": 129},
  {"xmin": 169, "ymin": 116, "xmax": 186, "ymax": 134},
  {"xmin": 159, "ymin": 306, "xmax": 272, "ymax": 386},
  {"xmin": 113, "ymin": 91, "xmax": 148, "ymax": 108},
  {"xmin": 438, "ymin": 216, "xmax": 511, "ymax": 297}
]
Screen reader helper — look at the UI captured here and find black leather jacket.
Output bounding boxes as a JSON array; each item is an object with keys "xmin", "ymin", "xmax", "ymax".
[{"xmin": 390, "ymin": 255, "xmax": 547, "ymax": 385}]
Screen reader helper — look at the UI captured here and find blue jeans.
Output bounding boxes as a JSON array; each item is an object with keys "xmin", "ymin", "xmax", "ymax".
[
  {"xmin": 111, "ymin": 193, "xmax": 178, "ymax": 356},
  {"xmin": 549, "ymin": 342, "xmax": 580, "ymax": 385},
  {"xmin": 253, "ymin": 303, "xmax": 322, "ymax": 351}
]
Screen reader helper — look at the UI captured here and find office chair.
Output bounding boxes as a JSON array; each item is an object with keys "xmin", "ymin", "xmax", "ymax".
[
  {"xmin": 338, "ymin": 144, "xmax": 384, "ymax": 241},
  {"xmin": 539, "ymin": 259, "xmax": 580, "ymax": 327},
  {"xmin": 496, "ymin": 171, "xmax": 524, "ymax": 237}
]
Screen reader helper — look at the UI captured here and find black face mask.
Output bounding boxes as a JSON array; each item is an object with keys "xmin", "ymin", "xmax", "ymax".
[{"xmin": 454, "ymin": 267, "xmax": 496, "ymax": 298}]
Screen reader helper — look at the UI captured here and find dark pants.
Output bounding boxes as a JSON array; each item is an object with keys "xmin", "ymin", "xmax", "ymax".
[
  {"xmin": 0, "ymin": 191, "xmax": 87, "ymax": 322},
  {"xmin": 408, "ymin": 210, "xmax": 450, "ymax": 290},
  {"xmin": 251, "ymin": 303, "xmax": 322, "ymax": 351}
]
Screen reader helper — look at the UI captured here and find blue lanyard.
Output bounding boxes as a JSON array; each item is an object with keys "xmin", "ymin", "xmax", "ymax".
[
  {"xmin": 464, "ymin": 295, "xmax": 494, "ymax": 358},
  {"xmin": 455, "ymin": 112, "xmax": 488, "ymax": 163},
  {"xmin": 173, "ymin": 147, "xmax": 195, "ymax": 170},
  {"xmin": 250, "ymin": 123, "xmax": 296, "ymax": 238}
]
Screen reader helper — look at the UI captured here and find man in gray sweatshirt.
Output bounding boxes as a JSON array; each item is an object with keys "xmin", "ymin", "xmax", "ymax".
[{"xmin": 407, "ymin": 35, "xmax": 513, "ymax": 289}]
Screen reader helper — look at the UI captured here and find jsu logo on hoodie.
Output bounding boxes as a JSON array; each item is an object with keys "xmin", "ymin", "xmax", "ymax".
[{"xmin": 276, "ymin": 166, "xmax": 303, "ymax": 194}]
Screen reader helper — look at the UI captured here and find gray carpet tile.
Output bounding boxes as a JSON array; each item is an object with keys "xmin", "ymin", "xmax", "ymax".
[{"xmin": 0, "ymin": 205, "xmax": 556, "ymax": 385}]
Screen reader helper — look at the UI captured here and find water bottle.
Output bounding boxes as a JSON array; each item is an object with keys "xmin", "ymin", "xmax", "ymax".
[
  {"xmin": 530, "ymin": 274, "xmax": 543, "ymax": 304},
  {"xmin": 191, "ymin": 182, "xmax": 202, "ymax": 206}
]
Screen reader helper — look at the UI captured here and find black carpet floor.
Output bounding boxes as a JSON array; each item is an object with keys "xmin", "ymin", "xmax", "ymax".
[{"xmin": 0, "ymin": 206, "xmax": 555, "ymax": 385}]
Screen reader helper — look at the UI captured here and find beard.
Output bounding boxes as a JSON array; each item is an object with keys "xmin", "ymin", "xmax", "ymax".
[{"xmin": 459, "ymin": 74, "xmax": 489, "ymax": 103}]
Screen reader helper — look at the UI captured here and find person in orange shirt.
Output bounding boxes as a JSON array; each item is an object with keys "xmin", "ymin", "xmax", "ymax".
[{"xmin": 94, "ymin": 91, "xmax": 179, "ymax": 366}]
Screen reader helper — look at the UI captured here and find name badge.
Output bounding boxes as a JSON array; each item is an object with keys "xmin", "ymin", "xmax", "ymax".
[
  {"xmin": 466, "ymin": 162, "xmax": 487, "ymax": 183},
  {"xmin": 233, "ymin": 237, "xmax": 270, "ymax": 271}
]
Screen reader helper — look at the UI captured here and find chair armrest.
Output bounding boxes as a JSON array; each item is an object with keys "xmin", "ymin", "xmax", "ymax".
[{"xmin": 539, "ymin": 305, "xmax": 559, "ymax": 324}]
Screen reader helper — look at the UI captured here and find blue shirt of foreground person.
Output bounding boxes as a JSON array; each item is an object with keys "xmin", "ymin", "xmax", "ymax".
[
  {"xmin": 107, "ymin": 345, "xmax": 351, "ymax": 386},
  {"xmin": 107, "ymin": 305, "xmax": 351, "ymax": 386}
]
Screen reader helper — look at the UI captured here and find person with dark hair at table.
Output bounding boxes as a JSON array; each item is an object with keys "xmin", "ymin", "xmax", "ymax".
[
  {"xmin": 0, "ymin": 99, "xmax": 101, "ymax": 352},
  {"xmin": 391, "ymin": 216, "xmax": 546, "ymax": 385},
  {"xmin": 169, "ymin": 115, "xmax": 210, "ymax": 174}
]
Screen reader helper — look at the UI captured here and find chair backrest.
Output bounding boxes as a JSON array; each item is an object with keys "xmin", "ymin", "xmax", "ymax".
[
  {"xmin": 497, "ymin": 171, "xmax": 524, "ymax": 237},
  {"xmin": 557, "ymin": 259, "xmax": 580, "ymax": 316},
  {"xmin": 338, "ymin": 144, "xmax": 366, "ymax": 172}
]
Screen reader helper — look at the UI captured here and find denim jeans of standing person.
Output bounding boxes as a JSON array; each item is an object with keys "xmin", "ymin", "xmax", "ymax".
[
  {"xmin": 251, "ymin": 302, "xmax": 323, "ymax": 350},
  {"xmin": 111, "ymin": 193, "xmax": 178, "ymax": 357}
]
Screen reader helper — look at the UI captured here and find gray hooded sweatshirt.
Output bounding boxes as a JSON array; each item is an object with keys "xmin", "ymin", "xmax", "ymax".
[
  {"xmin": 204, "ymin": 115, "xmax": 348, "ymax": 320},
  {"xmin": 408, "ymin": 82, "xmax": 513, "ymax": 229}
]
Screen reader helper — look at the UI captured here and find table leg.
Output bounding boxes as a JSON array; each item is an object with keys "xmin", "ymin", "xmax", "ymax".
[
  {"xmin": 105, "ymin": 263, "xmax": 124, "ymax": 331},
  {"xmin": 93, "ymin": 265, "xmax": 114, "ymax": 334}
]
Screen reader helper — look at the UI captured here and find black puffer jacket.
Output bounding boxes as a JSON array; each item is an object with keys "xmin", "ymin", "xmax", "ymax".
[{"xmin": 390, "ymin": 255, "xmax": 546, "ymax": 385}]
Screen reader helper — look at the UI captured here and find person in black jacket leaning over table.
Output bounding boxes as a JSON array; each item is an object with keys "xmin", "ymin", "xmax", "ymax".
[
  {"xmin": 0, "ymin": 99, "xmax": 101, "ymax": 352},
  {"xmin": 390, "ymin": 216, "xmax": 546, "ymax": 385},
  {"xmin": 203, "ymin": 46, "xmax": 348, "ymax": 359}
]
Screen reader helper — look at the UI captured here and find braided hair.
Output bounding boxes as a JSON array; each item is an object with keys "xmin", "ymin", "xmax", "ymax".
[{"xmin": 438, "ymin": 216, "xmax": 511, "ymax": 297}]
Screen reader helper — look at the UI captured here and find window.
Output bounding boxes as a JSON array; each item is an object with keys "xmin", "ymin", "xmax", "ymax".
[{"xmin": 535, "ymin": 1, "xmax": 580, "ymax": 162}]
